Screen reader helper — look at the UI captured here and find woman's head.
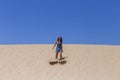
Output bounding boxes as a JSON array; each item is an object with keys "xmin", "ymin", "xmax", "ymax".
[{"xmin": 57, "ymin": 36, "xmax": 62, "ymax": 42}]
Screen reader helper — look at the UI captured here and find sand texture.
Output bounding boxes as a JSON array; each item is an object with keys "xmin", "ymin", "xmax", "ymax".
[{"xmin": 0, "ymin": 44, "xmax": 120, "ymax": 80}]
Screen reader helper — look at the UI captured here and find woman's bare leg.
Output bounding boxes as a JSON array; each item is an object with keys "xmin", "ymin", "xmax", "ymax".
[
  {"xmin": 55, "ymin": 52, "xmax": 58, "ymax": 59},
  {"xmin": 60, "ymin": 52, "xmax": 62, "ymax": 60}
]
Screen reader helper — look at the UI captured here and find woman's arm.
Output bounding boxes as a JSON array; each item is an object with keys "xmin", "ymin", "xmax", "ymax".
[{"xmin": 52, "ymin": 42, "xmax": 57, "ymax": 50}]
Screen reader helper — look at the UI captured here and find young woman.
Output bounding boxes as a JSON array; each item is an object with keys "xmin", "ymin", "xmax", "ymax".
[{"xmin": 53, "ymin": 36, "xmax": 63, "ymax": 60}]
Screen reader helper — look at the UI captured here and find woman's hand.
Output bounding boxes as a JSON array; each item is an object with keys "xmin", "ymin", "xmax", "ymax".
[{"xmin": 52, "ymin": 42, "xmax": 57, "ymax": 50}]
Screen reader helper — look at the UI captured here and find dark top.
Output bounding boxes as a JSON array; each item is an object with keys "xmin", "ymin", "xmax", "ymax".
[{"xmin": 56, "ymin": 42, "xmax": 62, "ymax": 49}]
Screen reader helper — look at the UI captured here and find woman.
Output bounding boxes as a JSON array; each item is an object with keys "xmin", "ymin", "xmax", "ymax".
[{"xmin": 53, "ymin": 36, "xmax": 63, "ymax": 60}]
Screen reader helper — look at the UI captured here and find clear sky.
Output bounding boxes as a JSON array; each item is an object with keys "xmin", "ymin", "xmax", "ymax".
[{"xmin": 0, "ymin": 0, "xmax": 120, "ymax": 45}]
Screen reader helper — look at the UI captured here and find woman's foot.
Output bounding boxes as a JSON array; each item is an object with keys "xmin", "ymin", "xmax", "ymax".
[{"xmin": 60, "ymin": 57, "xmax": 65, "ymax": 60}]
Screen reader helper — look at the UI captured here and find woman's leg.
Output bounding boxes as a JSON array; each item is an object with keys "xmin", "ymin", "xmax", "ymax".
[
  {"xmin": 60, "ymin": 52, "xmax": 62, "ymax": 59},
  {"xmin": 55, "ymin": 52, "xmax": 58, "ymax": 59}
]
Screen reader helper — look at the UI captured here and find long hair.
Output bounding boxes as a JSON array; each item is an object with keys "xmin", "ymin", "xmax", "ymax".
[{"xmin": 57, "ymin": 36, "xmax": 63, "ymax": 43}]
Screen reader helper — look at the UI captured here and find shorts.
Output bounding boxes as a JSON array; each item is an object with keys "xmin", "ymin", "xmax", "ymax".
[{"xmin": 56, "ymin": 47, "xmax": 63, "ymax": 53}]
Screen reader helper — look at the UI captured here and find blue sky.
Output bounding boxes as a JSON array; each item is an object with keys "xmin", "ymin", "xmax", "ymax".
[{"xmin": 0, "ymin": 0, "xmax": 120, "ymax": 45}]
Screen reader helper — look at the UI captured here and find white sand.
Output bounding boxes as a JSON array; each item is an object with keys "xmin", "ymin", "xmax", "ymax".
[{"xmin": 0, "ymin": 44, "xmax": 120, "ymax": 80}]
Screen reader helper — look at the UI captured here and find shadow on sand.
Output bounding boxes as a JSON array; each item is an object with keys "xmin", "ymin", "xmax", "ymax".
[
  {"xmin": 49, "ymin": 61, "xmax": 58, "ymax": 65},
  {"xmin": 59, "ymin": 60, "xmax": 67, "ymax": 65},
  {"xmin": 49, "ymin": 57, "xmax": 67, "ymax": 65}
]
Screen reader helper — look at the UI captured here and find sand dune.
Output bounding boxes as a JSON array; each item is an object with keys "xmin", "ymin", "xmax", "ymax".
[{"xmin": 0, "ymin": 44, "xmax": 120, "ymax": 80}]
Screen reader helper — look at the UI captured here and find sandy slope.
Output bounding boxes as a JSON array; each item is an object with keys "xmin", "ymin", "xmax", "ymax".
[{"xmin": 0, "ymin": 44, "xmax": 120, "ymax": 80}]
